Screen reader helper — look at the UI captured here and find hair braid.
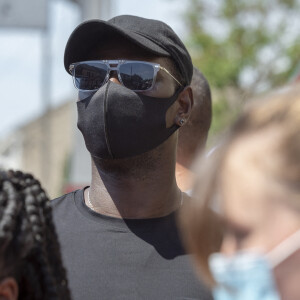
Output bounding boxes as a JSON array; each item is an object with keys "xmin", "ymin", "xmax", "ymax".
[
  {"xmin": 0, "ymin": 170, "xmax": 71, "ymax": 300},
  {"xmin": 0, "ymin": 184, "xmax": 16, "ymax": 236},
  {"xmin": 36, "ymin": 191, "xmax": 70, "ymax": 299}
]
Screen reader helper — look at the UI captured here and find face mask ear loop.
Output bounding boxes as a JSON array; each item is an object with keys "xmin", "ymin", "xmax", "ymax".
[{"xmin": 267, "ymin": 228, "xmax": 300, "ymax": 268}]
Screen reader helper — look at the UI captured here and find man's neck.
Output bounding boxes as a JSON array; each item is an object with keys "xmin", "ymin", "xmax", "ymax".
[{"xmin": 86, "ymin": 147, "xmax": 182, "ymax": 219}]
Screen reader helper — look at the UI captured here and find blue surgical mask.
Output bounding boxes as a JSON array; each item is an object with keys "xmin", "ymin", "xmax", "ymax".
[{"xmin": 209, "ymin": 228, "xmax": 300, "ymax": 300}]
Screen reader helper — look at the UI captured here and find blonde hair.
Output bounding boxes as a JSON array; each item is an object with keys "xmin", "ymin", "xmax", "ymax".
[{"xmin": 180, "ymin": 86, "xmax": 300, "ymax": 286}]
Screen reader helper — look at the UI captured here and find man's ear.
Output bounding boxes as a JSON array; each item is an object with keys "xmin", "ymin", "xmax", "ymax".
[
  {"xmin": 0, "ymin": 277, "xmax": 19, "ymax": 300},
  {"xmin": 174, "ymin": 86, "xmax": 193, "ymax": 127}
]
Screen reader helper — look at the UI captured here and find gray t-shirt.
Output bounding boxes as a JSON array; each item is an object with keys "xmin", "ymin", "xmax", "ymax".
[{"xmin": 52, "ymin": 188, "xmax": 212, "ymax": 300}]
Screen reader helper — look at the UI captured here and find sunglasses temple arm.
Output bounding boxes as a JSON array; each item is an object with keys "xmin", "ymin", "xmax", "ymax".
[
  {"xmin": 69, "ymin": 64, "xmax": 75, "ymax": 75},
  {"xmin": 159, "ymin": 66, "xmax": 183, "ymax": 87}
]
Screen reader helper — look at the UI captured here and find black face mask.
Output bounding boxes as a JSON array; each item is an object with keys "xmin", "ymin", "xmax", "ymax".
[{"xmin": 77, "ymin": 81, "xmax": 182, "ymax": 159}]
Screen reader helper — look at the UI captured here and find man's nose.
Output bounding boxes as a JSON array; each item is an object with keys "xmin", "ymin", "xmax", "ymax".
[{"xmin": 109, "ymin": 70, "xmax": 121, "ymax": 85}]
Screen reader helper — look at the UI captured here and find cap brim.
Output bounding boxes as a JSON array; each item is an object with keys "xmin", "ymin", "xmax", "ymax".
[{"xmin": 64, "ymin": 19, "xmax": 170, "ymax": 73}]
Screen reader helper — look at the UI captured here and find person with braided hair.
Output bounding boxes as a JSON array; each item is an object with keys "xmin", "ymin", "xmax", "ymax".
[{"xmin": 0, "ymin": 170, "xmax": 71, "ymax": 300}]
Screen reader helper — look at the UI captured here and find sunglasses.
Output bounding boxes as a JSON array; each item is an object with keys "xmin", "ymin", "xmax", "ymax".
[{"xmin": 69, "ymin": 60, "xmax": 182, "ymax": 92}]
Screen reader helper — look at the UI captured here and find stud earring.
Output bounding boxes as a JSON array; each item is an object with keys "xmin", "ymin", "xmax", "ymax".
[{"xmin": 179, "ymin": 119, "xmax": 185, "ymax": 126}]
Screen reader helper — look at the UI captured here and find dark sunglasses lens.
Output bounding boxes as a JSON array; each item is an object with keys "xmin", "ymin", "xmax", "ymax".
[
  {"xmin": 119, "ymin": 63, "xmax": 155, "ymax": 90},
  {"xmin": 74, "ymin": 63, "xmax": 108, "ymax": 90}
]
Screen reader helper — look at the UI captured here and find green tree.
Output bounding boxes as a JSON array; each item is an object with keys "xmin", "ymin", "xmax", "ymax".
[{"xmin": 184, "ymin": 0, "xmax": 300, "ymax": 137}]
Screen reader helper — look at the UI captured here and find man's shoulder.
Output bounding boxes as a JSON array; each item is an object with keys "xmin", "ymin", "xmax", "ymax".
[
  {"xmin": 52, "ymin": 190, "xmax": 77, "ymax": 205},
  {"xmin": 51, "ymin": 189, "xmax": 86, "ymax": 230},
  {"xmin": 51, "ymin": 188, "xmax": 85, "ymax": 213}
]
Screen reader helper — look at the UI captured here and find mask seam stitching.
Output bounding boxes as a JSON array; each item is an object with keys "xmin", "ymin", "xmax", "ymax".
[{"xmin": 104, "ymin": 82, "xmax": 114, "ymax": 158}]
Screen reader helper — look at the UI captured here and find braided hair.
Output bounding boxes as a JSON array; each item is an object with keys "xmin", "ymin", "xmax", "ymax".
[{"xmin": 0, "ymin": 170, "xmax": 71, "ymax": 300}]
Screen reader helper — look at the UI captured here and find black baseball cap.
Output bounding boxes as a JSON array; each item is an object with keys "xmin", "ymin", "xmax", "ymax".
[{"xmin": 64, "ymin": 15, "xmax": 193, "ymax": 86}]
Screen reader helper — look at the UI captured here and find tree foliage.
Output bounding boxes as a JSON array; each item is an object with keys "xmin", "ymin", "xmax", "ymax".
[
  {"xmin": 184, "ymin": 0, "xmax": 300, "ymax": 138},
  {"xmin": 185, "ymin": 0, "xmax": 300, "ymax": 93}
]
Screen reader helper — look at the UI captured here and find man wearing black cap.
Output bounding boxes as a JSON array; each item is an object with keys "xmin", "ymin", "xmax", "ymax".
[{"xmin": 52, "ymin": 15, "xmax": 212, "ymax": 300}]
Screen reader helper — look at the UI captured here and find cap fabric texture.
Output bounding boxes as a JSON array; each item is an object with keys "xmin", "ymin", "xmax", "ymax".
[{"xmin": 64, "ymin": 15, "xmax": 193, "ymax": 86}]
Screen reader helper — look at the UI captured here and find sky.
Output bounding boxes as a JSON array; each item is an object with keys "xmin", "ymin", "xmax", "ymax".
[{"xmin": 0, "ymin": 0, "xmax": 186, "ymax": 138}]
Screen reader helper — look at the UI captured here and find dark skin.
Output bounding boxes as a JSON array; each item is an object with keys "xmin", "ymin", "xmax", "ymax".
[
  {"xmin": 80, "ymin": 37, "xmax": 193, "ymax": 219},
  {"xmin": 0, "ymin": 278, "xmax": 18, "ymax": 300}
]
